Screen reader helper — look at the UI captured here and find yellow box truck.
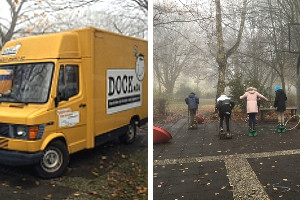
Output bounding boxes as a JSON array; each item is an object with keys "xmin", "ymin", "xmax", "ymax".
[{"xmin": 0, "ymin": 27, "xmax": 147, "ymax": 178}]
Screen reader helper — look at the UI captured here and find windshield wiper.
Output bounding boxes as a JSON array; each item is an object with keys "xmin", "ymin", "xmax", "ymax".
[{"xmin": 0, "ymin": 93, "xmax": 28, "ymax": 105}]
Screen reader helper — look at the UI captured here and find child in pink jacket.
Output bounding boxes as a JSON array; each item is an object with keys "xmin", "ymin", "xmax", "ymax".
[{"xmin": 240, "ymin": 87, "xmax": 268, "ymax": 132}]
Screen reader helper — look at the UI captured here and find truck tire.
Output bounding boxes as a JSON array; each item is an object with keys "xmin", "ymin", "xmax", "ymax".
[
  {"xmin": 35, "ymin": 140, "xmax": 69, "ymax": 179},
  {"xmin": 120, "ymin": 120, "xmax": 136, "ymax": 144}
]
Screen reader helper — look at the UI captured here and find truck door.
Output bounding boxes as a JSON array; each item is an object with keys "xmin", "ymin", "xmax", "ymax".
[{"xmin": 55, "ymin": 63, "xmax": 87, "ymax": 153}]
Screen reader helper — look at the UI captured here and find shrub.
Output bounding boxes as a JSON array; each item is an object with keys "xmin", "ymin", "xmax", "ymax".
[
  {"xmin": 154, "ymin": 97, "xmax": 169, "ymax": 115},
  {"xmin": 175, "ymin": 84, "xmax": 194, "ymax": 100},
  {"xmin": 228, "ymin": 73, "xmax": 271, "ymax": 111}
]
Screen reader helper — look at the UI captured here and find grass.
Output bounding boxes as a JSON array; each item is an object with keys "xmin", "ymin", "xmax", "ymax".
[
  {"xmin": 168, "ymin": 98, "xmax": 215, "ymax": 110},
  {"xmin": 154, "ymin": 98, "xmax": 216, "ymax": 124}
]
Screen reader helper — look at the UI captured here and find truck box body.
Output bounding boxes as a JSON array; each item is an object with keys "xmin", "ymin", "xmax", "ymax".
[{"xmin": 0, "ymin": 27, "xmax": 147, "ymax": 178}]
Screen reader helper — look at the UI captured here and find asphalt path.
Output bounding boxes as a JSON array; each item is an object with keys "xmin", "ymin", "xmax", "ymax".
[
  {"xmin": 154, "ymin": 118, "xmax": 300, "ymax": 200},
  {"xmin": 0, "ymin": 127, "xmax": 147, "ymax": 200}
]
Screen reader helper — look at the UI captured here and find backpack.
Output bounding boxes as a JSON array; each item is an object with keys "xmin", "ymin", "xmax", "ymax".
[{"xmin": 218, "ymin": 99, "xmax": 232, "ymax": 113}]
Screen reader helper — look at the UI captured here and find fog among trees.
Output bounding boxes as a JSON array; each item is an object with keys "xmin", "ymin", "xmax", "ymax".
[{"xmin": 154, "ymin": 0, "xmax": 300, "ymax": 112}]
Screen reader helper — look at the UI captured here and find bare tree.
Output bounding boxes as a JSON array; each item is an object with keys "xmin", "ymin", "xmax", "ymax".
[
  {"xmin": 154, "ymin": 25, "xmax": 196, "ymax": 97},
  {"xmin": 274, "ymin": 0, "xmax": 300, "ymax": 114},
  {"xmin": 0, "ymin": 0, "xmax": 148, "ymax": 49},
  {"xmin": 0, "ymin": 0, "xmax": 27, "ymax": 48},
  {"xmin": 215, "ymin": 0, "xmax": 248, "ymax": 99}
]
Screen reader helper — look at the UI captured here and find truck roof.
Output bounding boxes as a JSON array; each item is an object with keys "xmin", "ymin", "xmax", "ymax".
[
  {"xmin": 1, "ymin": 31, "xmax": 80, "ymax": 60},
  {"xmin": 0, "ymin": 27, "xmax": 147, "ymax": 62}
]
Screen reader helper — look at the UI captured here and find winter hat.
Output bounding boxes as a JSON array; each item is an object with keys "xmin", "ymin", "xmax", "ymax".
[
  {"xmin": 246, "ymin": 87, "xmax": 256, "ymax": 91},
  {"xmin": 275, "ymin": 86, "xmax": 281, "ymax": 92}
]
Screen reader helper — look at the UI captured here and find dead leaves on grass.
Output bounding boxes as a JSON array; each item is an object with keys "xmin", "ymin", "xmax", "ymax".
[
  {"xmin": 94, "ymin": 153, "xmax": 147, "ymax": 199},
  {"xmin": 154, "ymin": 106, "xmax": 280, "ymax": 125}
]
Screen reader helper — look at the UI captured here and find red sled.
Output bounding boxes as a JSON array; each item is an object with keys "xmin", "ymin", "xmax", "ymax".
[
  {"xmin": 153, "ymin": 126, "xmax": 172, "ymax": 144},
  {"xmin": 196, "ymin": 115, "xmax": 204, "ymax": 124}
]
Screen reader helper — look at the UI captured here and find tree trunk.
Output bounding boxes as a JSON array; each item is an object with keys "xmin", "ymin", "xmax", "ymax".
[
  {"xmin": 280, "ymin": 74, "xmax": 286, "ymax": 93},
  {"xmin": 297, "ymin": 55, "xmax": 300, "ymax": 116},
  {"xmin": 215, "ymin": 0, "xmax": 226, "ymax": 99},
  {"xmin": 165, "ymin": 85, "xmax": 174, "ymax": 99},
  {"xmin": 216, "ymin": 60, "xmax": 227, "ymax": 97},
  {"xmin": 214, "ymin": 0, "xmax": 247, "ymax": 101}
]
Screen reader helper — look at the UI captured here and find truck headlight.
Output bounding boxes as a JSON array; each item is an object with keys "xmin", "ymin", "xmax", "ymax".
[
  {"xmin": 13, "ymin": 124, "xmax": 45, "ymax": 140},
  {"xmin": 16, "ymin": 126, "xmax": 27, "ymax": 137}
]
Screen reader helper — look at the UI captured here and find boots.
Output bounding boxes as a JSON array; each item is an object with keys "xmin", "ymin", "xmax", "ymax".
[
  {"xmin": 276, "ymin": 124, "xmax": 286, "ymax": 133},
  {"xmin": 249, "ymin": 127, "xmax": 257, "ymax": 137},
  {"xmin": 252, "ymin": 129, "xmax": 258, "ymax": 136},
  {"xmin": 281, "ymin": 125, "xmax": 286, "ymax": 133},
  {"xmin": 226, "ymin": 131, "xmax": 232, "ymax": 139},
  {"xmin": 248, "ymin": 127, "xmax": 253, "ymax": 137},
  {"xmin": 219, "ymin": 127, "xmax": 225, "ymax": 139}
]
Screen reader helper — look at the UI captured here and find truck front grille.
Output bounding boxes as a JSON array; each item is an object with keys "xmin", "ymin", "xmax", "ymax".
[
  {"xmin": 0, "ymin": 137, "xmax": 8, "ymax": 149},
  {"xmin": 0, "ymin": 123, "xmax": 9, "ymax": 137}
]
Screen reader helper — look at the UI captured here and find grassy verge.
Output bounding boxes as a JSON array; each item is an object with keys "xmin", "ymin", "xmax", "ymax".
[{"xmin": 56, "ymin": 148, "xmax": 148, "ymax": 200}]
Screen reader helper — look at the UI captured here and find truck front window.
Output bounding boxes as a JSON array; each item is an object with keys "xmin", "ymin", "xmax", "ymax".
[{"xmin": 0, "ymin": 63, "xmax": 54, "ymax": 103}]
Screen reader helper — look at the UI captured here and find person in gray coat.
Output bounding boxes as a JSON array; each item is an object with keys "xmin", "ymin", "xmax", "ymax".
[{"xmin": 185, "ymin": 92, "xmax": 199, "ymax": 128}]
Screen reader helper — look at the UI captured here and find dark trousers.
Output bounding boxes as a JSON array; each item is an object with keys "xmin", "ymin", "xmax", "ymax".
[
  {"xmin": 219, "ymin": 112, "xmax": 230, "ymax": 131},
  {"xmin": 248, "ymin": 113, "xmax": 256, "ymax": 129}
]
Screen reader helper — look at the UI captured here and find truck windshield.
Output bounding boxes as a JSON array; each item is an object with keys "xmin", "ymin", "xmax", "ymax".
[{"xmin": 0, "ymin": 62, "xmax": 54, "ymax": 103}]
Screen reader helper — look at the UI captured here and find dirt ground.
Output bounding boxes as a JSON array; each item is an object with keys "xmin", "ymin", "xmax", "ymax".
[{"xmin": 0, "ymin": 126, "xmax": 148, "ymax": 200}]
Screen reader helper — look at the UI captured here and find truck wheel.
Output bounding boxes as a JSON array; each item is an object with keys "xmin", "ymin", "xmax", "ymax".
[
  {"xmin": 35, "ymin": 140, "xmax": 69, "ymax": 179},
  {"xmin": 120, "ymin": 120, "xmax": 136, "ymax": 144}
]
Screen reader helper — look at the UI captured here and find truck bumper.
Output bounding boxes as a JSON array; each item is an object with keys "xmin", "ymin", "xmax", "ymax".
[{"xmin": 0, "ymin": 149, "xmax": 43, "ymax": 166}]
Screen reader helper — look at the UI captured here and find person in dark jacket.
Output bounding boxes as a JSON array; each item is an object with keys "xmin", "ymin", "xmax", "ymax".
[
  {"xmin": 185, "ymin": 92, "xmax": 199, "ymax": 128},
  {"xmin": 274, "ymin": 86, "xmax": 287, "ymax": 130},
  {"xmin": 216, "ymin": 92, "xmax": 235, "ymax": 135}
]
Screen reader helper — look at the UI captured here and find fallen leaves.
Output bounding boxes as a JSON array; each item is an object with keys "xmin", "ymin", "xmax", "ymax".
[
  {"xmin": 2, "ymin": 183, "xmax": 9, "ymax": 187},
  {"xmin": 136, "ymin": 186, "xmax": 147, "ymax": 194},
  {"xmin": 44, "ymin": 194, "xmax": 52, "ymax": 200},
  {"xmin": 15, "ymin": 185, "xmax": 22, "ymax": 190},
  {"xmin": 90, "ymin": 191, "xmax": 98, "ymax": 195},
  {"xmin": 73, "ymin": 193, "xmax": 80, "ymax": 197},
  {"xmin": 91, "ymin": 171, "xmax": 99, "ymax": 177},
  {"xmin": 101, "ymin": 156, "xmax": 107, "ymax": 160}
]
